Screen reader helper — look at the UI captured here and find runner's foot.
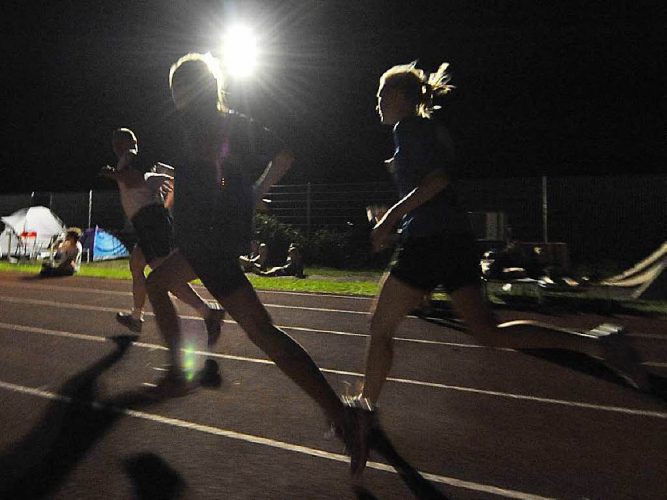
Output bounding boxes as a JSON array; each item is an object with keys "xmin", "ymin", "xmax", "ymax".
[
  {"xmin": 199, "ymin": 359, "xmax": 222, "ymax": 388},
  {"xmin": 145, "ymin": 369, "xmax": 196, "ymax": 399},
  {"xmin": 205, "ymin": 303, "xmax": 226, "ymax": 347},
  {"xmin": 599, "ymin": 334, "xmax": 651, "ymax": 392},
  {"xmin": 116, "ymin": 312, "xmax": 144, "ymax": 333},
  {"xmin": 340, "ymin": 395, "xmax": 377, "ymax": 477}
]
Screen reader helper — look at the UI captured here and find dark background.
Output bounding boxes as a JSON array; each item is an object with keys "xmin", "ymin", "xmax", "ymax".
[{"xmin": 1, "ymin": 0, "xmax": 665, "ymax": 194}]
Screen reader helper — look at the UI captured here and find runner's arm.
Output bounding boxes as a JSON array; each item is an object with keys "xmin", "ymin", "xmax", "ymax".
[
  {"xmin": 371, "ymin": 169, "xmax": 450, "ymax": 252},
  {"xmin": 252, "ymin": 149, "xmax": 295, "ymax": 206}
]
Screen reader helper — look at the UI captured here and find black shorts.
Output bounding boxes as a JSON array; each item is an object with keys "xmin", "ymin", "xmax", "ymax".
[
  {"xmin": 389, "ymin": 231, "xmax": 480, "ymax": 293},
  {"xmin": 131, "ymin": 204, "xmax": 173, "ymax": 264},
  {"xmin": 182, "ymin": 246, "xmax": 250, "ymax": 299}
]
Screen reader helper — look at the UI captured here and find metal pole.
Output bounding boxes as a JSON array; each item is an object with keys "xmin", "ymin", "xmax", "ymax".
[
  {"xmin": 541, "ymin": 175, "xmax": 548, "ymax": 243},
  {"xmin": 306, "ymin": 182, "xmax": 312, "ymax": 236},
  {"xmin": 88, "ymin": 190, "xmax": 93, "ymax": 229}
]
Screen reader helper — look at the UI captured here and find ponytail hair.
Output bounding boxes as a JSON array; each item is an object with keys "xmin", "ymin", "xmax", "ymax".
[{"xmin": 380, "ymin": 61, "xmax": 454, "ymax": 118}]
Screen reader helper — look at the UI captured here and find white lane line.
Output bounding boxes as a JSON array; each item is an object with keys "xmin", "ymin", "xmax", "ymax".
[
  {"xmin": 0, "ymin": 296, "xmax": 665, "ymax": 362},
  {"xmin": 0, "ymin": 295, "xmax": 501, "ymax": 351},
  {"xmin": 4, "ymin": 295, "xmax": 666, "ymax": 355},
  {"xmin": 0, "ymin": 280, "xmax": 376, "ymax": 301},
  {"xmin": 2, "ymin": 283, "xmax": 664, "ymax": 340},
  {"xmin": 281, "ymin": 325, "xmax": 505, "ymax": 350},
  {"xmin": 0, "ymin": 296, "xmax": 665, "ymax": 354},
  {"xmin": 0, "ymin": 379, "xmax": 553, "ymax": 500},
  {"xmin": 2, "ymin": 322, "xmax": 666, "ymax": 420},
  {"xmin": 0, "ymin": 282, "xmax": 132, "ymax": 297},
  {"xmin": 0, "ymin": 287, "xmax": 370, "ymax": 315},
  {"xmin": 0, "ymin": 281, "xmax": 373, "ymax": 309}
]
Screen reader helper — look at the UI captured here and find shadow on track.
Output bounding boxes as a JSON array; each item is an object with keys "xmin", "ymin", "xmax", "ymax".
[
  {"xmin": 123, "ymin": 452, "xmax": 186, "ymax": 499},
  {"xmin": 0, "ymin": 335, "xmax": 170, "ymax": 498},
  {"xmin": 517, "ymin": 349, "xmax": 667, "ymax": 401},
  {"xmin": 354, "ymin": 426, "xmax": 449, "ymax": 500}
]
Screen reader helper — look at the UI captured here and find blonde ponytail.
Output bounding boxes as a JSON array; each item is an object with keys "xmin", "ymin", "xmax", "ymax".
[{"xmin": 380, "ymin": 61, "xmax": 454, "ymax": 118}]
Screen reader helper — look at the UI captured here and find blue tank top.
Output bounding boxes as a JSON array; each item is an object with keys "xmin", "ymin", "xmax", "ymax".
[{"xmin": 390, "ymin": 116, "xmax": 471, "ymax": 238}]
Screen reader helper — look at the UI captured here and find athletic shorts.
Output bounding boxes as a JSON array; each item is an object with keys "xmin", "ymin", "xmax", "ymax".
[
  {"xmin": 182, "ymin": 247, "xmax": 250, "ymax": 299},
  {"xmin": 131, "ymin": 204, "xmax": 173, "ymax": 264},
  {"xmin": 389, "ymin": 231, "xmax": 481, "ymax": 293}
]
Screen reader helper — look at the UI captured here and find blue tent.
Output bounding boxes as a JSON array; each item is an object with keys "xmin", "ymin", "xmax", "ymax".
[{"xmin": 82, "ymin": 227, "xmax": 129, "ymax": 261}]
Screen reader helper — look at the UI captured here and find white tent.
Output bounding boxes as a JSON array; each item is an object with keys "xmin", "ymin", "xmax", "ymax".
[{"xmin": 1, "ymin": 206, "xmax": 66, "ymax": 258}]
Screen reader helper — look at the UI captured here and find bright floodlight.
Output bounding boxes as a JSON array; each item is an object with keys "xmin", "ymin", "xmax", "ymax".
[{"xmin": 222, "ymin": 25, "xmax": 258, "ymax": 77}]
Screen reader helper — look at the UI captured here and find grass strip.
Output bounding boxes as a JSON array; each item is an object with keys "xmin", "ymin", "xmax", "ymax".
[
  {"xmin": 1, "ymin": 260, "xmax": 664, "ymax": 315},
  {"xmin": 0, "ymin": 260, "xmax": 381, "ymax": 296}
]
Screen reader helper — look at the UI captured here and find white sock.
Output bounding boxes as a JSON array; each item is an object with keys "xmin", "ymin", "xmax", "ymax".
[{"xmin": 131, "ymin": 309, "xmax": 144, "ymax": 322}]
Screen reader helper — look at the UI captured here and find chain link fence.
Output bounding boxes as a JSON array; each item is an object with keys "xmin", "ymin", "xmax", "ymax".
[{"xmin": 1, "ymin": 174, "xmax": 665, "ymax": 267}]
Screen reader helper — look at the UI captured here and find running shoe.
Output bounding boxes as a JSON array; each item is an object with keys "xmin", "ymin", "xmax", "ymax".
[
  {"xmin": 198, "ymin": 359, "xmax": 222, "ymax": 388},
  {"xmin": 205, "ymin": 302, "xmax": 226, "ymax": 347},
  {"xmin": 145, "ymin": 370, "xmax": 196, "ymax": 399},
  {"xmin": 116, "ymin": 312, "xmax": 144, "ymax": 333},
  {"xmin": 340, "ymin": 395, "xmax": 377, "ymax": 477},
  {"xmin": 599, "ymin": 334, "xmax": 651, "ymax": 392}
]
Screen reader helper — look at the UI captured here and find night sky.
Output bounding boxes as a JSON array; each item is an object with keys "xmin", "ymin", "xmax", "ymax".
[{"xmin": 2, "ymin": 0, "xmax": 665, "ymax": 195}]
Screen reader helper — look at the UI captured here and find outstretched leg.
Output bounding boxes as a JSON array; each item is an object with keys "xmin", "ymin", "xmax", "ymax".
[
  {"xmin": 452, "ymin": 285, "xmax": 603, "ymax": 351},
  {"xmin": 360, "ymin": 278, "xmax": 651, "ymax": 408},
  {"xmin": 145, "ymin": 251, "xmax": 198, "ymax": 374},
  {"xmin": 130, "ymin": 245, "xmax": 148, "ymax": 314},
  {"xmin": 450, "ymin": 284, "xmax": 650, "ymax": 390},
  {"xmin": 361, "ymin": 273, "xmax": 425, "ymax": 405},
  {"xmin": 116, "ymin": 246, "xmax": 149, "ymax": 332},
  {"xmin": 219, "ymin": 281, "xmax": 345, "ymax": 425}
]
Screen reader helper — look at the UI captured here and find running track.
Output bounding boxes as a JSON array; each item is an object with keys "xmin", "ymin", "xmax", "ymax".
[{"xmin": 0, "ymin": 272, "xmax": 665, "ymax": 499}]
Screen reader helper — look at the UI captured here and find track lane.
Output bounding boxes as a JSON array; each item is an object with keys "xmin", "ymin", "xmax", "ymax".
[{"xmin": 1, "ymin": 273, "xmax": 666, "ymax": 499}]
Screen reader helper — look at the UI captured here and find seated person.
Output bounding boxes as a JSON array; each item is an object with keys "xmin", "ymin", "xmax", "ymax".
[
  {"xmin": 40, "ymin": 229, "xmax": 82, "ymax": 277},
  {"xmin": 259, "ymin": 243, "xmax": 304, "ymax": 278},
  {"xmin": 482, "ymin": 241, "xmax": 531, "ymax": 280},
  {"xmin": 240, "ymin": 241, "xmax": 269, "ymax": 272}
]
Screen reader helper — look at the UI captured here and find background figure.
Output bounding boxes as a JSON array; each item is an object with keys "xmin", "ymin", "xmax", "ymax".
[
  {"xmin": 40, "ymin": 229, "xmax": 82, "ymax": 277},
  {"xmin": 239, "ymin": 241, "xmax": 268, "ymax": 272},
  {"xmin": 99, "ymin": 128, "xmax": 224, "ymax": 335},
  {"xmin": 259, "ymin": 243, "xmax": 304, "ymax": 278},
  {"xmin": 355, "ymin": 60, "xmax": 651, "ymax": 472}
]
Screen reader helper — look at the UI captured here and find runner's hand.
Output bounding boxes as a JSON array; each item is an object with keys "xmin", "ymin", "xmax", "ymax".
[
  {"xmin": 371, "ymin": 217, "xmax": 395, "ymax": 253},
  {"xmin": 160, "ymin": 178, "xmax": 174, "ymax": 197}
]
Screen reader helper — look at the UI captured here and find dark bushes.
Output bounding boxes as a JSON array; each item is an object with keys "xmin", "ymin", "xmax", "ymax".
[{"xmin": 252, "ymin": 214, "xmax": 387, "ymax": 269}]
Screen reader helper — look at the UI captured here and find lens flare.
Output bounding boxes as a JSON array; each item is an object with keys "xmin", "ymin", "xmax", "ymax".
[
  {"xmin": 183, "ymin": 343, "xmax": 197, "ymax": 382},
  {"xmin": 222, "ymin": 25, "xmax": 258, "ymax": 77}
]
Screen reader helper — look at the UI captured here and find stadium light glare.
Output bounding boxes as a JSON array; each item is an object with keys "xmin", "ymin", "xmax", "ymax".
[{"xmin": 222, "ymin": 25, "xmax": 258, "ymax": 78}]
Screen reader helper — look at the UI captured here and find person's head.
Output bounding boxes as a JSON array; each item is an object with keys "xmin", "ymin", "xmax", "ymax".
[
  {"xmin": 376, "ymin": 61, "xmax": 454, "ymax": 125},
  {"xmin": 65, "ymin": 228, "xmax": 81, "ymax": 243},
  {"xmin": 169, "ymin": 52, "xmax": 227, "ymax": 113},
  {"xmin": 112, "ymin": 128, "xmax": 138, "ymax": 158}
]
